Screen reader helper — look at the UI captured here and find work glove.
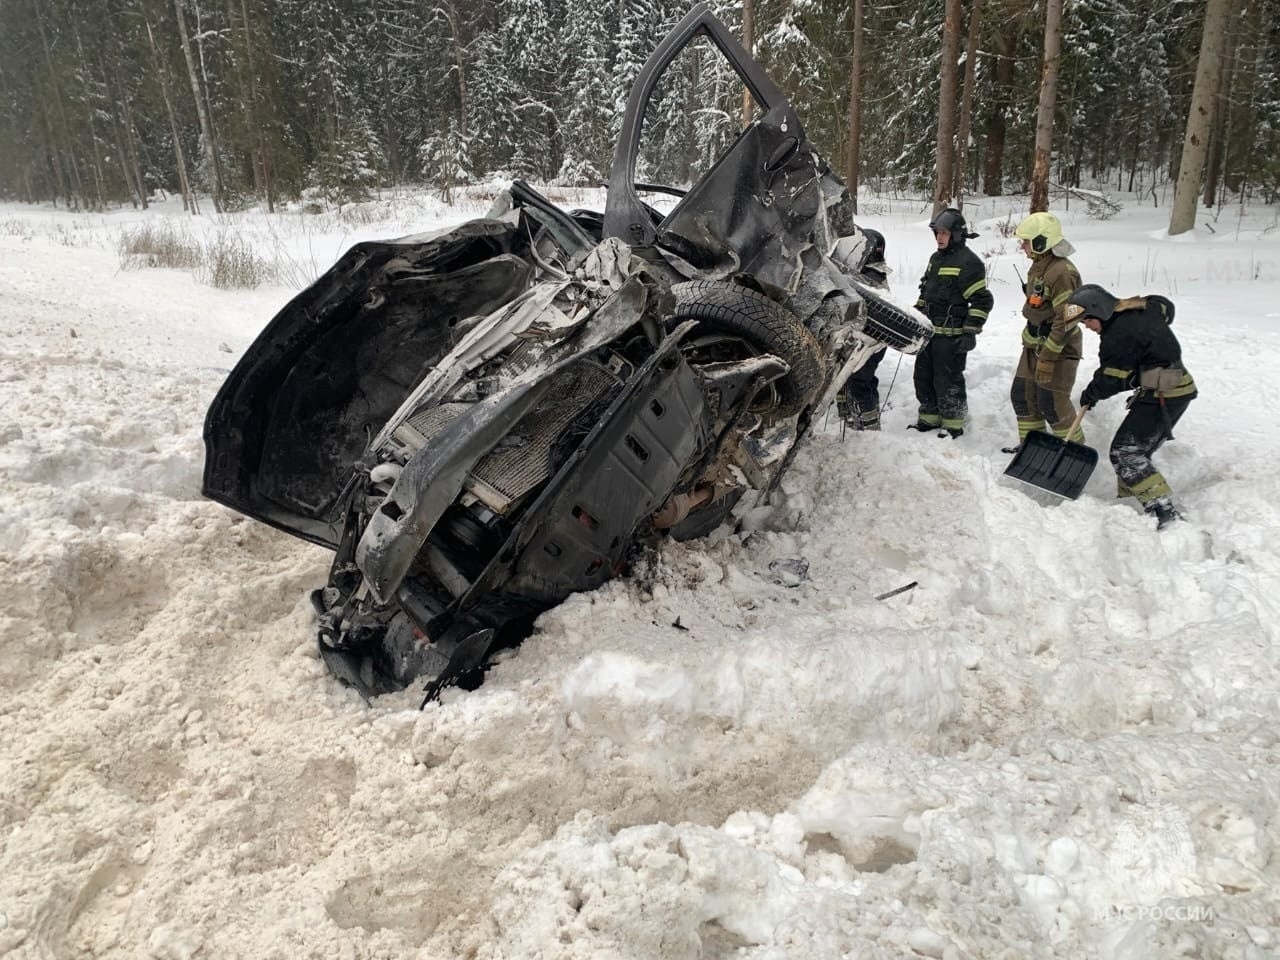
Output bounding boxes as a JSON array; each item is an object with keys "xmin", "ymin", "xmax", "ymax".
[
  {"xmin": 958, "ymin": 332, "xmax": 977, "ymax": 352},
  {"xmin": 1034, "ymin": 355, "xmax": 1056, "ymax": 386}
]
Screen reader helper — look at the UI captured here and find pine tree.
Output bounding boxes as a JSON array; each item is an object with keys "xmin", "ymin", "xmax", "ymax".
[
  {"xmin": 499, "ymin": 0, "xmax": 560, "ymax": 180},
  {"xmin": 1242, "ymin": 0, "xmax": 1280, "ymax": 201},
  {"xmin": 558, "ymin": 0, "xmax": 616, "ymax": 184},
  {"xmin": 467, "ymin": 26, "xmax": 522, "ymax": 177},
  {"xmin": 419, "ymin": 117, "xmax": 473, "ymax": 201},
  {"xmin": 2, "ymin": 0, "xmax": 1278, "ymax": 209}
]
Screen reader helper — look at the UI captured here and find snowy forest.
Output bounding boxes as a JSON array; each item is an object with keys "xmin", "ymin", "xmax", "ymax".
[{"xmin": 0, "ymin": 0, "xmax": 1277, "ymax": 215}]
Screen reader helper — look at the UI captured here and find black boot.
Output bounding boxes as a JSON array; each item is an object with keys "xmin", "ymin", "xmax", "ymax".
[
  {"xmin": 1148, "ymin": 498, "xmax": 1183, "ymax": 530},
  {"xmin": 841, "ymin": 398, "xmax": 881, "ymax": 432}
]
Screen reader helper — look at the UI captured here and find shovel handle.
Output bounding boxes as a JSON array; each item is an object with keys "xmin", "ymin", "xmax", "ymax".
[
  {"xmin": 1069, "ymin": 405, "xmax": 1089, "ymax": 437},
  {"xmin": 1045, "ymin": 404, "xmax": 1091, "ymax": 475}
]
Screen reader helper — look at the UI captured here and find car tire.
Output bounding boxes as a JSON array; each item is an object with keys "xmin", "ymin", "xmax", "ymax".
[
  {"xmin": 854, "ymin": 283, "xmax": 933, "ymax": 352},
  {"xmin": 670, "ymin": 280, "xmax": 827, "ymax": 418}
]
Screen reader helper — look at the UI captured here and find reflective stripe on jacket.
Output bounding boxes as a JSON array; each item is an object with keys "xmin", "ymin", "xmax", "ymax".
[{"xmin": 916, "ymin": 245, "xmax": 993, "ymax": 335}]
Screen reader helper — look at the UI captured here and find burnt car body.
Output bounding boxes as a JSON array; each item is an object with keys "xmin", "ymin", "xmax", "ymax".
[{"xmin": 202, "ymin": 3, "xmax": 930, "ymax": 702}]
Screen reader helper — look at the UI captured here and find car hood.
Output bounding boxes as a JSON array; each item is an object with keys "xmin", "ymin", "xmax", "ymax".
[{"xmin": 202, "ymin": 218, "xmax": 533, "ymax": 548}]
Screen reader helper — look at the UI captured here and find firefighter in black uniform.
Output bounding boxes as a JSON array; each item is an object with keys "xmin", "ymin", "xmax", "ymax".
[
  {"xmin": 838, "ymin": 228, "xmax": 890, "ymax": 430},
  {"xmin": 1067, "ymin": 283, "xmax": 1197, "ymax": 529},
  {"xmin": 910, "ymin": 208, "xmax": 993, "ymax": 437}
]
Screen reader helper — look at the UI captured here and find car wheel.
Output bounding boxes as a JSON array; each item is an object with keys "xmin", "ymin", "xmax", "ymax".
[
  {"xmin": 855, "ymin": 283, "xmax": 933, "ymax": 351},
  {"xmin": 670, "ymin": 280, "xmax": 826, "ymax": 419}
]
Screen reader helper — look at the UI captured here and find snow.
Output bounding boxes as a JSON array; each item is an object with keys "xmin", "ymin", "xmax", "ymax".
[{"xmin": 1, "ymin": 188, "xmax": 1278, "ymax": 959}]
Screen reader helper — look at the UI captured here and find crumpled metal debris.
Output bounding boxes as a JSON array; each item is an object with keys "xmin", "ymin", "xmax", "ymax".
[{"xmin": 767, "ymin": 557, "xmax": 809, "ymax": 588}]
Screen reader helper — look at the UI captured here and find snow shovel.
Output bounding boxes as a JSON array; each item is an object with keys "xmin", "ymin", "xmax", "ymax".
[{"xmin": 1003, "ymin": 407, "xmax": 1096, "ymax": 500}]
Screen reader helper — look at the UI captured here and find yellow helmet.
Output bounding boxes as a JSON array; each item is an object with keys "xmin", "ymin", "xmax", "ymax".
[{"xmin": 1015, "ymin": 211, "xmax": 1064, "ymax": 254}]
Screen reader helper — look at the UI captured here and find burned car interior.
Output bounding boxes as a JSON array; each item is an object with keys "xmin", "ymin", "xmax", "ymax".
[{"xmin": 202, "ymin": 2, "xmax": 931, "ymax": 704}]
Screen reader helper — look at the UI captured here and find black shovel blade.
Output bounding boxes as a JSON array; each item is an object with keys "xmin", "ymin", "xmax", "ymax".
[{"xmin": 1003, "ymin": 431, "xmax": 1098, "ymax": 500}]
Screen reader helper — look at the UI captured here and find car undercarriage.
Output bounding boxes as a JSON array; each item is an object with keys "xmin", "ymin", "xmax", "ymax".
[{"xmin": 202, "ymin": 3, "xmax": 931, "ymax": 703}]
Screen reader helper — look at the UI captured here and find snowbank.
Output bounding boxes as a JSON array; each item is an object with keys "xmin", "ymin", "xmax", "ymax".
[{"xmin": 1, "ymin": 193, "xmax": 1277, "ymax": 959}]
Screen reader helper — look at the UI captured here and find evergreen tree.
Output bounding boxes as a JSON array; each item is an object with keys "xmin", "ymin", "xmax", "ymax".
[
  {"xmin": 0, "ymin": 0, "xmax": 1277, "ymax": 209},
  {"xmin": 467, "ymin": 26, "xmax": 523, "ymax": 176},
  {"xmin": 419, "ymin": 117, "xmax": 473, "ymax": 201},
  {"xmin": 1244, "ymin": 0, "xmax": 1280, "ymax": 200},
  {"xmin": 558, "ymin": 0, "xmax": 616, "ymax": 184},
  {"xmin": 498, "ymin": 0, "xmax": 561, "ymax": 180}
]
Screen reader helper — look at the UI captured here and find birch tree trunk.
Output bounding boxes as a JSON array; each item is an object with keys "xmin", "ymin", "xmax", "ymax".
[
  {"xmin": 109, "ymin": 102, "xmax": 144, "ymax": 208},
  {"xmin": 1201, "ymin": 12, "xmax": 1237, "ymax": 210},
  {"xmin": 146, "ymin": 18, "xmax": 199, "ymax": 214},
  {"xmin": 1169, "ymin": 0, "xmax": 1233, "ymax": 235},
  {"xmin": 115, "ymin": 62, "xmax": 149, "ymax": 209},
  {"xmin": 72, "ymin": 25, "xmax": 107, "ymax": 210},
  {"xmin": 38, "ymin": 106, "xmax": 69, "ymax": 207},
  {"xmin": 34, "ymin": 0, "xmax": 87, "ymax": 209},
  {"xmin": 844, "ymin": 0, "xmax": 864, "ymax": 212},
  {"xmin": 192, "ymin": 3, "xmax": 226, "ymax": 201},
  {"xmin": 933, "ymin": 0, "xmax": 962, "ymax": 214},
  {"xmin": 1030, "ymin": 0, "xmax": 1065, "ymax": 213},
  {"xmin": 174, "ymin": 0, "xmax": 224, "ymax": 212}
]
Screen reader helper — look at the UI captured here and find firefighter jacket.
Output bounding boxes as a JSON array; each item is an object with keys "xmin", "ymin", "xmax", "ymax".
[
  {"xmin": 915, "ymin": 244, "xmax": 992, "ymax": 337},
  {"xmin": 1080, "ymin": 295, "xmax": 1197, "ymax": 407},
  {"xmin": 1021, "ymin": 253, "xmax": 1081, "ymax": 358}
]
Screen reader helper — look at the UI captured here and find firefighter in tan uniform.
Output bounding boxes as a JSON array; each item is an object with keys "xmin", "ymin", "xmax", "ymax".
[{"xmin": 1004, "ymin": 212, "xmax": 1083, "ymax": 453}]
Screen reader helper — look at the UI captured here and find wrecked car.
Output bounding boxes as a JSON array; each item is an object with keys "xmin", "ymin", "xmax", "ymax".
[{"xmin": 202, "ymin": 2, "xmax": 931, "ymax": 703}]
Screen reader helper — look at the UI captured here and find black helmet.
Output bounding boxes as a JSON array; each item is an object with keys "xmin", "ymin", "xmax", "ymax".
[
  {"xmin": 1065, "ymin": 283, "xmax": 1118, "ymax": 323},
  {"xmin": 929, "ymin": 207, "xmax": 977, "ymax": 244}
]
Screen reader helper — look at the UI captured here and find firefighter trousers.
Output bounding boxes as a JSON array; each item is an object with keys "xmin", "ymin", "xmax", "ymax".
[
  {"xmin": 1010, "ymin": 333, "xmax": 1083, "ymax": 441},
  {"xmin": 1111, "ymin": 394, "xmax": 1194, "ymax": 506},
  {"xmin": 840, "ymin": 346, "xmax": 886, "ymax": 429},
  {"xmin": 914, "ymin": 336, "xmax": 967, "ymax": 431}
]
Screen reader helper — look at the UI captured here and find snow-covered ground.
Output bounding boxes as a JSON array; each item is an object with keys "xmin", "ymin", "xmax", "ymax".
[{"xmin": 1, "ymin": 188, "xmax": 1277, "ymax": 960}]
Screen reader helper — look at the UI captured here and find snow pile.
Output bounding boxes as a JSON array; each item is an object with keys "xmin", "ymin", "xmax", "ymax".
[{"xmin": 1, "ymin": 194, "xmax": 1278, "ymax": 960}]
